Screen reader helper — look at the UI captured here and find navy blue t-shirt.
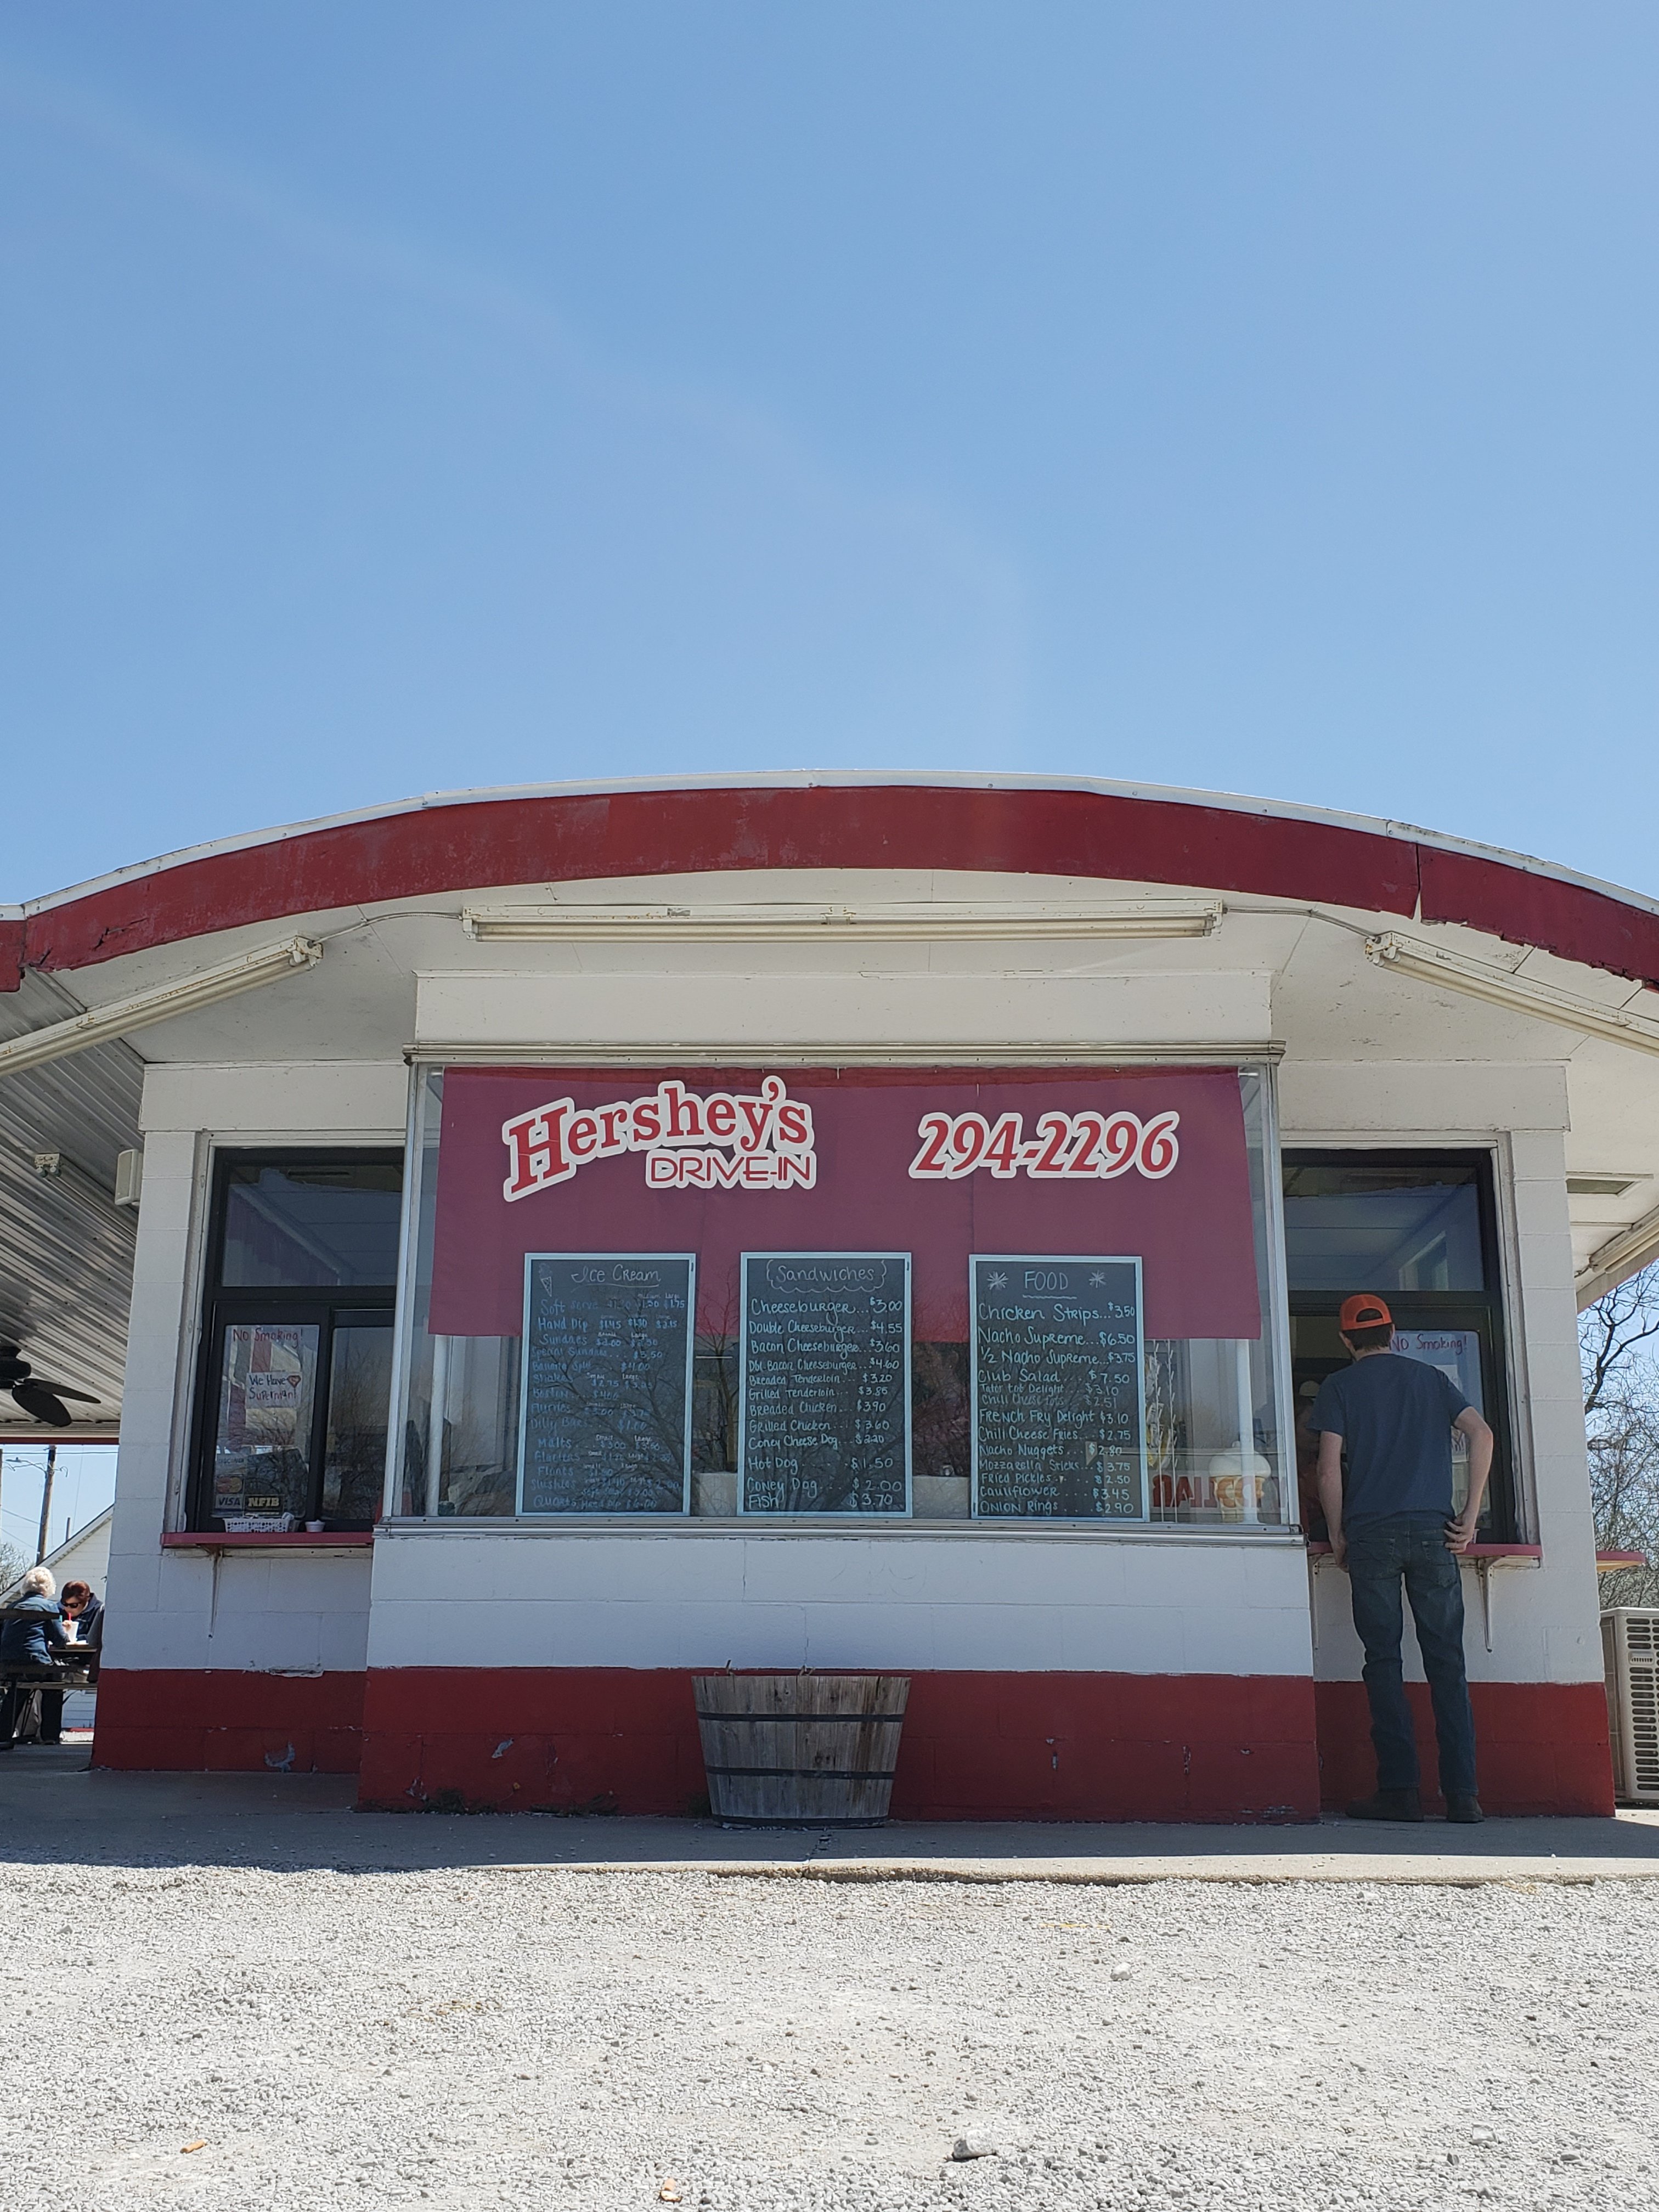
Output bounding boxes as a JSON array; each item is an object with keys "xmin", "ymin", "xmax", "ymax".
[{"xmin": 1307, "ymin": 1353, "xmax": 1470, "ymax": 1529}]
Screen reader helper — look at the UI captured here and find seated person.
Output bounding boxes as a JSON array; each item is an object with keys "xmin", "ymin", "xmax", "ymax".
[
  {"xmin": 59, "ymin": 1581, "xmax": 103, "ymax": 1649},
  {"xmin": 46, "ymin": 1579, "xmax": 103, "ymax": 1740},
  {"xmin": 0, "ymin": 1567, "xmax": 72, "ymax": 1747}
]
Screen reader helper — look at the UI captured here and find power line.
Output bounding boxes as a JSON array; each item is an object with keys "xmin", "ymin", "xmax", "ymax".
[{"xmin": 0, "ymin": 1443, "xmax": 117, "ymax": 1556}]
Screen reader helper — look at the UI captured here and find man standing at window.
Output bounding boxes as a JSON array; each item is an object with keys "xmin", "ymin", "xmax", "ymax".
[{"xmin": 1309, "ymin": 1293, "xmax": 1493, "ymax": 1824}]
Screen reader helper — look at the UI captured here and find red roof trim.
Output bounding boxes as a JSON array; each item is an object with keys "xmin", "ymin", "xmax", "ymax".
[
  {"xmin": 1417, "ymin": 845, "xmax": 1659, "ymax": 987},
  {"xmin": 12, "ymin": 780, "xmax": 1659, "ymax": 990},
  {"xmin": 20, "ymin": 784, "xmax": 1419, "ymax": 978}
]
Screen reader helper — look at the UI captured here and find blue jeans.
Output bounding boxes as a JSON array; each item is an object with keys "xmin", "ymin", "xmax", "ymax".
[{"xmin": 1346, "ymin": 1513, "xmax": 1478, "ymax": 1799}]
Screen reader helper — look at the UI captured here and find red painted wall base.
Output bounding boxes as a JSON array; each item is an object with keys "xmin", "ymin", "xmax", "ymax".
[
  {"xmin": 90, "ymin": 1667, "xmax": 1616, "ymax": 1821},
  {"xmin": 1313, "ymin": 1680, "xmax": 1615, "ymax": 1817},
  {"xmin": 93, "ymin": 1669, "xmax": 366, "ymax": 1776},
  {"xmin": 356, "ymin": 1668, "xmax": 1323, "ymax": 1822}
]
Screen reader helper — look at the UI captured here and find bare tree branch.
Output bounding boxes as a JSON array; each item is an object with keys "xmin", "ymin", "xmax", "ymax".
[
  {"xmin": 1582, "ymin": 1265, "xmax": 1659, "ymax": 1416},
  {"xmin": 1582, "ymin": 1266, "xmax": 1659, "ymax": 1605}
]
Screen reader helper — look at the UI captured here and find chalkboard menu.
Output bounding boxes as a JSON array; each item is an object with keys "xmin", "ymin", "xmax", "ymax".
[
  {"xmin": 517, "ymin": 1254, "xmax": 695, "ymax": 1515},
  {"xmin": 738, "ymin": 1252, "xmax": 911, "ymax": 1515},
  {"xmin": 970, "ymin": 1255, "xmax": 1146, "ymax": 1520}
]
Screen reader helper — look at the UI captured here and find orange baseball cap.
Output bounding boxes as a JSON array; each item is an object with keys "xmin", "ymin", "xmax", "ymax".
[{"xmin": 1339, "ymin": 1294, "xmax": 1393, "ymax": 1333}]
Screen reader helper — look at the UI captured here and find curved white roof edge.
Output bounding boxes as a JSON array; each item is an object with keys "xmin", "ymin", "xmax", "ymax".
[{"xmin": 10, "ymin": 766, "xmax": 1657, "ymax": 924}]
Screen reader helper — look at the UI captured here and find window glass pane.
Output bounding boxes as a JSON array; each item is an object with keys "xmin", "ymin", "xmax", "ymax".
[
  {"xmin": 1391, "ymin": 1327, "xmax": 1487, "ymax": 1517},
  {"xmin": 912, "ymin": 1340, "xmax": 969, "ymax": 1511},
  {"xmin": 1285, "ymin": 1149, "xmax": 1508, "ymax": 1541},
  {"xmin": 1144, "ymin": 1336, "xmax": 1284, "ymax": 1523},
  {"xmin": 221, "ymin": 1161, "xmax": 403, "ymax": 1289},
  {"xmin": 1281, "ymin": 1161, "xmax": 1486, "ymax": 1294},
  {"xmin": 320, "ymin": 1321, "xmax": 394, "ymax": 1522},
  {"xmin": 394, "ymin": 1079, "xmax": 525, "ymax": 1520},
  {"xmin": 212, "ymin": 1323, "xmax": 319, "ymax": 1526},
  {"xmin": 692, "ymin": 1336, "xmax": 740, "ymax": 1479}
]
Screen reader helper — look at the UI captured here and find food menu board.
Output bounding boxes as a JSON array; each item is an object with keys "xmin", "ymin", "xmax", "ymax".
[
  {"xmin": 517, "ymin": 1254, "xmax": 695, "ymax": 1515},
  {"xmin": 970, "ymin": 1255, "xmax": 1147, "ymax": 1519},
  {"xmin": 738, "ymin": 1253, "xmax": 911, "ymax": 1515}
]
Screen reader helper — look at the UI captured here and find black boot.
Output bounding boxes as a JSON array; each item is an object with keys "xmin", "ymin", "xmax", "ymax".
[
  {"xmin": 1345, "ymin": 1787, "xmax": 1423, "ymax": 1822},
  {"xmin": 1444, "ymin": 1793, "xmax": 1485, "ymax": 1824}
]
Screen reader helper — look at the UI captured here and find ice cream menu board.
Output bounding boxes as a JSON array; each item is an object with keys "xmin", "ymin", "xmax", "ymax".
[
  {"xmin": 738, "ymin": 1253, "xmax": 911, "ymax": 1515},
  {"xmin": 970, "ymin": 1255, "xmax": 1147, "ymax": 1519},
  {"xmin": 517, "ymin": 1254, "xmax": 695, "ymax": 1514}
]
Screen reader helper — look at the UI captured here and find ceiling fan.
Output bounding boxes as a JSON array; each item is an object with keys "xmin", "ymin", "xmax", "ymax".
[{"xmin": 0, "ymin": 1344, "xmax": 99, "ymax": 1428}]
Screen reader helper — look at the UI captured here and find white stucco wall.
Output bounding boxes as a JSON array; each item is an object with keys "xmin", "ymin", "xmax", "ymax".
[
  {"xmin": 111, "ymin": 1546, "xmax": 374, "ymax": 1673},
  {"xmin": 365, "ymin": 1524, "xmax": 1314, "ymax": 1677},
  {"xmin": 414, "ymin": 969, "xmax": 1275, "ymax": 1054}
]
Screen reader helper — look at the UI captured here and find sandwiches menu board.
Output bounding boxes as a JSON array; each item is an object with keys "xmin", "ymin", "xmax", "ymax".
[
  {"xmin": 970, "ymin": 1255, "xmax": 1146, "ymax": 1519},
  {"xmin": 518, "ymin": 1254, "xmax": 695, "ymax": 1514},
  {"xmin": 738, "ymin": 1253, "xmax": 911, "ymax": 1515}
]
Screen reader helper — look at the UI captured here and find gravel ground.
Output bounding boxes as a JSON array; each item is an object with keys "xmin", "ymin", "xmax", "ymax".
[{"xmin": 4, "ymin": 1860, "xmax": 1655, "ymax": 2211}]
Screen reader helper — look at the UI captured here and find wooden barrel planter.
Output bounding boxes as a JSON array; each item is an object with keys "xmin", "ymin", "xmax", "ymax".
[{"xmin": 693, "ymin": 1672, "xmax": 910, "ymax": 1826}]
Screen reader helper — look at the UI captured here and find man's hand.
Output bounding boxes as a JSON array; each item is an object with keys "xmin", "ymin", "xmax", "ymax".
[
  {"xmin": 1315, "ymin": 1430, "xmax": 1346, "ymax": 1571},
  {"xmin": 1450, "ymin": 1410, "xmax": 1493, "ymax": 1554},
  {"xmin": 1444, "ymin": 1511, "xmax": 1480, "ymax": 1554}
]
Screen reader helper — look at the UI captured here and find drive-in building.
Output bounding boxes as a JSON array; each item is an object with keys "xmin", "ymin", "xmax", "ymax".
[{"xmin": 2, "ymin": 772, "xmax": 1652, "ymax": 1818}]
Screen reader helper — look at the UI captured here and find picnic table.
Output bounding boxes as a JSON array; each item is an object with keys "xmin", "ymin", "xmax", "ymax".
[{"xmin": 0, "ymin": 1606, "xmax": 99, "ymax": 1744}]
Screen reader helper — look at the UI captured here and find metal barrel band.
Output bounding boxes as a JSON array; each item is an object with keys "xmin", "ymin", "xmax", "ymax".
[
  {"xmin": 702, "ymin": 1764, "xmax": 900, "ymax": 1782},
  {"xmin": 693, "ymin": 1711, "xmax": 903, "ymax": 1725}
]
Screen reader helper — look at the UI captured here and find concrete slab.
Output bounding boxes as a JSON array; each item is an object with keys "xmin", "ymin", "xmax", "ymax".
[{"xmin": 2, "ymin": 1750, "xmax": 1658, "ymax": 1881}]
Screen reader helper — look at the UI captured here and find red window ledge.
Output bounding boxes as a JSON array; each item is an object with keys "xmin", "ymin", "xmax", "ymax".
[
  {"xmin": 1308, "ymin": 1541, "xmax": 1542, "ymax": 1561},
  {"xmin": 161, "ymin": 1532, "xmax": 375, "ymax": 1549},
  {"xmin": 1312, "ymin": 1543, "xmax": 1647, "ymax": 1569}
]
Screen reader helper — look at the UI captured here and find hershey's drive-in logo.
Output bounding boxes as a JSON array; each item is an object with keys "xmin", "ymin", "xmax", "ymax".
[{"xmin": 502, "ymin": 1077, "xmax": 816, "ymax": 1200}]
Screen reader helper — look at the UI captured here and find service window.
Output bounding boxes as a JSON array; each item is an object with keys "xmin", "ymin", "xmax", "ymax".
[
  {"xmin": 392, "ymin": 1064, "xmax": 1293, "ymax": 1529},
  {"xmin": 1280, "ymin": 1150, "xmax": 1514, "ymax": 1541},
  {"xmin": 188, "ymin": 1153, "xmax": 404, "ymax": 1532}
]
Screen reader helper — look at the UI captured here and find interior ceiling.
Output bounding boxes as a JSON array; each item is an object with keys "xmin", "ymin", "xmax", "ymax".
[{"xmin": 0, "ymin": 973, "xmax": 139, "ymax": 1436}]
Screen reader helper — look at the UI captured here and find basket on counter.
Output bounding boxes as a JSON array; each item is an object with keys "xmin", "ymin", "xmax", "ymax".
[{"xmin": 692, "ymin": 1672, "xmax": 911, "ymax": 1827}]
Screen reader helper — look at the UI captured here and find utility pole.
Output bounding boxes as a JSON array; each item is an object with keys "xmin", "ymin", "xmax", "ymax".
[{"xmin": 35, "ymin": 1443, "xmax": 57, "ymax": 1566}]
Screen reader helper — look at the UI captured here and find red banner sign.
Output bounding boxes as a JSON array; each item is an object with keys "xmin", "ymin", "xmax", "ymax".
[{"xmin": 429, "ymin": 1065, "xmax": 1261, "ymax": 1343}]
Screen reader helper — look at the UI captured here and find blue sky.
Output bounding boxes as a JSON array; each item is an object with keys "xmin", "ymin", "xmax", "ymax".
[
  {"xmin": 0, "ymin": 1441, "xmax": 114, "ymax": 1567},
  {"xmin": 4, "ymin": 5, "xmax": 1658, "ymax": 902}
]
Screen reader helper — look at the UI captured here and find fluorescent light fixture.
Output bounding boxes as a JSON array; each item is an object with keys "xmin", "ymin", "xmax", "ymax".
[
  {"xmin": 461, "ymin": 900, "xmax": 1225, "ymax": 944},
  {"xmin": 1365, "ymin": 932, "xmax": 1659, "ymax": 1057},
  {"xmin": 1579, "ymin": 1202, "xmax": 1659, "ymax": 1308},
  {"xmin": 1567, "ymin": 1175, "xmax": 1641, "ymax": 1198},
  {"xmin": 416, "ymin": 1039, "xmax": 1279, "ymax": 1067},
  {"xmin": 0, "ymin": 936, "xmax": 324, "ymax": 1081}
]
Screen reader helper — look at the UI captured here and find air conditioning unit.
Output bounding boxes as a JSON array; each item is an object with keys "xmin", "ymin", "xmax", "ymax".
[{"xmin": 1602, "ymin": 1609, "xmax": 1659, "ymax": 1803}]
